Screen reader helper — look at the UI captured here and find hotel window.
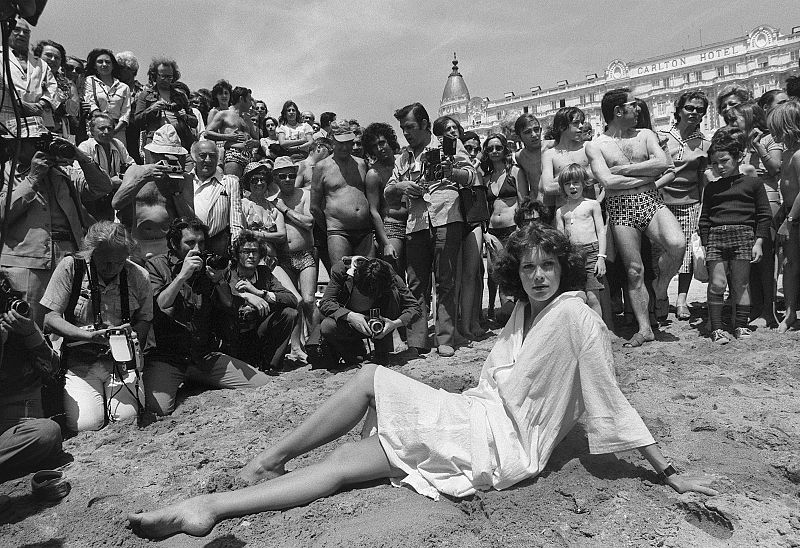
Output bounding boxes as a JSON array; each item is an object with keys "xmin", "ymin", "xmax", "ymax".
[
  {"xmin": 728, "ymin": 63, "xmax": 737, "ymax": 74},
  {"xmin": 523, "ymin": 106, "xmax": 529, "ymax": 114},
  {"xmin": 550, "ymin": 100, "xmax": 557, "ymax": 110},
  {"xmin": 588, "ymin": 93, "xmax": 596, "ymax": 102},
  {"xmin": 758, "ymin": 57, "xmax": 768, "ymax": 68},
  {"xmin": 579, "ymin": 94, "xmax": 585, "ymax": 104},
  {"xmin": 716, "ymin": 66, "xmax": 725, "ymax": 77},
  {"xmin": 694, "ymin": 70, "xmax": 702, "ymax": 82},
  {"xmin": 653, "ymin": 78, "xmax": 663, "ymax": 88},
  {"xmin": 792, "ymin": 50, "xmax": 799, "ymax": 62},
  {"xmin": 687, "ymin": 72, "xmax": 698, "ymax": 83},
  {"xmin": 559, "ymin": 98, "xmax": 566, "ymax": 108}
]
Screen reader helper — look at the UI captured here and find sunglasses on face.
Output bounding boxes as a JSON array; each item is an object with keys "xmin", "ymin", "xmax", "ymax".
[
  {"xmin": 65, "ymin": 65, "xmax": 84, "ymax": 74},
  {"xmin": 487, "ymin": 145, "xmax": 505, "ymax": 152},
  {"xmin": 682, "ymin": 105, "xmax": 707, "ymax": 114},
  {"xmin": 276, "ymin": 173, "xmax": 294, "ymax": 180}
]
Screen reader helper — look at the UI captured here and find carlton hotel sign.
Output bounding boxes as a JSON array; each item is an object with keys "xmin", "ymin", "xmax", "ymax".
[{"xmin": 605, "ymin": 25, "xmax": 780, "ymax": 80}]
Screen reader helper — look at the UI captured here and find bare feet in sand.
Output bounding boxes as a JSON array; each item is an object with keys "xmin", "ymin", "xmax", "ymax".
[
  {"xmin": 237, "ymin": 457, "xmax": 286, "ymax": 485},
  {"xmin": 127, "ymin": 496, "xmax": 216, "ymax": 539}
]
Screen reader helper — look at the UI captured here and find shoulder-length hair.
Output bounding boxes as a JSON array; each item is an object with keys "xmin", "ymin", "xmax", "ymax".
[
  {"xmin": 552, "ymin": 107, "xmax": 585, "ymax": 143},
  {"xmin": 362, "ymin": 122, "xmax": 400, "ymax": 157},
  {"xmin": 492, "ymin": 223, "xmax": 585, "ymax": 301},
  {"xmin": 80, "ymin": 221, "xmax": 135, "ymax": 260},
  {"xmin": 147, "ymin": 57, "xmax": 181, "ymax": 85},
  {"xmin": 33, "ymin": 39, "xmax": 66, "ymax": 70},
  {"xmin": 210, "ymin": 80, "xmax": 232, "ymax": 108},
  {"xmin": 279, "ymin": 100, "xmax": 300, "ymax": 125},
  {"xmin": 480, "ymin": 132, "xmax": 510, "ymax": 176},
  {"xmin": 85, "ymin": 48, "xmax": 120, "ymax": 79},
  {"xmin": 231, "ymin": 232, "xmax": 271, "ymax": 266},
  {"xmin": 767, "ymin": 100, "xmax": 800, "ymax": 149},
  {"xmin": 432, "ymin": 116, "xmax": 464, "ymax": 139}
]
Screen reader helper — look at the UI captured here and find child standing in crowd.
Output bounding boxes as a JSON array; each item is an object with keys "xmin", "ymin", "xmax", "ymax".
[
  {"xmin": 699, "ymin": 129, "xmax": 772, "ymax": 344},
  {"xmin": 554, "ymin": 163, "xmax": 611, "ymax": 326}
]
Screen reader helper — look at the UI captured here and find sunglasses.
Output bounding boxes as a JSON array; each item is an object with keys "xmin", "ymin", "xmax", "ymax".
[
  {"xmin": 682, "ymin": 104, "xmax": 707, "ymax": 114},
  {"xmin": 65, "ymin": 65, "xmax": 84, "ymax": 74},
  {"xmin": 487, "ymin": 145, "xmax": 505, "ymax": 152},
  {"xmin": 275, "ymin": 173, "xmax": 294, "ymax": 180}
]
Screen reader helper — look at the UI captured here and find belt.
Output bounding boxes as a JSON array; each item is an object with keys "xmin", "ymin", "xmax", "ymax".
[{"xmin": 51, "ymin": 230, "xmax": 75, "ymax": 242}]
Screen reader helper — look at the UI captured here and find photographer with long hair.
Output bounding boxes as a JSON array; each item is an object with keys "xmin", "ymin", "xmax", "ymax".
[
  {"xmin": 0, "ymin": 115, "xmax": 112, "ymax": 326},
  {"xmin": 143, "ymin": 217, "xmax": 270, "ymax": 416}
]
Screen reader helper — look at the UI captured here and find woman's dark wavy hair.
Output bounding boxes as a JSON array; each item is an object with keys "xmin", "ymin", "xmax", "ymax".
[
  {"xmin": 279, "ymin": 100, "xmax": 300, "ymax": 125},
  {"xmin": 210, "ymin": 80, "xmax": 232, "ymax": 108},
  {"xmin": 353, "ymin": 258, "xmax": 395, "ymax": 300},
  {"xmin": 492, "ymin": 223, "xmax": 585, "ymax": 301},
  {"xmin": 85, "ymin": 48, "xmax": 120, "ymax": 79},
  {"xmin": 231, "ymin": 231, "xmax": 272, "ymax": 266},
  {"xmin": 362, "ymin": 122, "xmax": 400, "ymax": 159},
  {"xmin": 33, "ymin": 39, "xmax": 66, "ymax": 70},
  {"xmin": 480, "ymin": 133, "xmax": 511, "ymax": 176}
]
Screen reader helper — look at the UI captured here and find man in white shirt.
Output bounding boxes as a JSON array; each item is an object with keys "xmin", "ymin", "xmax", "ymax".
[{"xmin": 5, "ymin": 20, "xmax": 58, "ymax": 126}]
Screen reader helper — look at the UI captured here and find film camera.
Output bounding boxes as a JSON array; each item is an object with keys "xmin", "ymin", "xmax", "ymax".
[
  {"xmin": 156, "ymin": 157, "xmax": 185, "ymax": 180},
  {"xmin": 0, "ymin": 277, "xmax": 30, "ymax": 317},
  {"xmin": 368, "ymin": 308, "xmax": 384, "ymax": 337},
  {"xmin": 202, "ymin": 253, "xmax": 229, "ymax": 270},
  {"xmin": 34, "ymin": 133, "xmax": 76, "ymax": 159}
]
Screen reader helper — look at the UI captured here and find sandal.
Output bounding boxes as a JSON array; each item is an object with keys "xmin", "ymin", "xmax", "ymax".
[
  {"xmin": 676, "ymin": 304, "xmax": 691, "ymax": 320},
  {"xmin": 622, "ymin": 332, "xmax": 655, "ymax": 348}
]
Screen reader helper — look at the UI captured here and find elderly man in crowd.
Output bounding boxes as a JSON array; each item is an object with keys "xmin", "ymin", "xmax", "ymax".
[
  {"xmin": 77, "ymin": 112, "xmax": 136, "ymax": 221},
  {"xmin": 6, "ymin": 20, "xmax": 59, "ymax": 126},
  {"xmin": 115, "ymin": 51, "xmax": 144, "ymax": 162},
  {"xmin": 0, "ymin": 116, "xmax": 112, "ymax": 325}
]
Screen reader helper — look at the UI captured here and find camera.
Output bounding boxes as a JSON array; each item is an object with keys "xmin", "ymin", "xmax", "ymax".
[
  {"xmin": 423, "ymin": 148, "xmax": 441, "ymax": 181},
  {"xmin": 237, "ymin": 303, "xmax": 260, "ymax": 332},
  {"xmin": 157, "ymin": 158, "xmax": 185, "ymax": 180},
  {"xmin": 202, "ymin": 253, "xmax": 229, "ymax": 270},
  {"xmin": 368, "ymin": 308, "xmax": 384, "ymax": 337},
  {"xmin": 0, "ymin": 277, "xmax": 30, "ymax": 317},
  {"xmin": 34, "ymin": 133, "xmax": 76, "ymax": 160},
  {"xmin": 107, "ymin": 328, "xmax": 143, "ymax": 372}
]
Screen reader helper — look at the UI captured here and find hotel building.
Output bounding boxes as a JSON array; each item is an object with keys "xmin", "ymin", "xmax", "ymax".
[{"xmin": 439, "ymin": 24, "xmax": 800, "ymax": 139}]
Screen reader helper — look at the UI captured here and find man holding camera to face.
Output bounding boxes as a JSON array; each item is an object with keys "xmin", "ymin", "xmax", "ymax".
[
  {"xmin": 310, "ymin": 256, "xmax": 420, "ymax": 367},
  {"xmin": 143, "ymin": 217, "xmax": 270, "ymax": 416},
  {"xmin": 0, "ymin": 116, "xmax": 113, "ymax": 326}
]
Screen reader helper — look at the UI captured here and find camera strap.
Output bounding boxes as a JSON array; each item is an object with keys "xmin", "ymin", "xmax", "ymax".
[{"xmin": 65, "ymin": 256, "xmax": 130, "ymax": 327}]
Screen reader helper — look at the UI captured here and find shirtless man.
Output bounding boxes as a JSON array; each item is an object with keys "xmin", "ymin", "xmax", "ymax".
[
  {"xmin": 205, "ymin": 86, "xmax": 258, "ymax": 177},
  {"xmin": 273, "ymin": 157, "xmax": 319, "ymax": 360},
  {"xmin": 294, "ymin": 137, "xmax": 332, "ymax": 189},
  {"xmin": 541, "ymin": 108, "xmax": 594, "ymax": 207},
  {"xmin": 586, "ymin": 88, "xmax": 683, "ymax": 347},
  {"xmin": 770, "ymin": 101, "xmax": 800, "ymax": 332},
  {"xmin": 513, "ymin": 114, "xmax": 542, "ymax": 202},
  {"xmin": 310, "ymin": 123, "xmax": 374, "ymax": 266}
]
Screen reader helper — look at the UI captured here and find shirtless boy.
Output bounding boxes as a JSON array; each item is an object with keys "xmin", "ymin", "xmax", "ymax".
[
  {"xmin": 513, "ymin": 114, "xmax": 543, "ymax": 203},
  {"xmin": 554, "ymin": 163, "xmax": 611, "ymax": 326},
  {"xmin": 205, "ymin": 86, "xmax": 259, "ymax": 177},
  {"xmin": 273, "ymin": 157, "xmax": 318, "ymax": 360},
  {"xmin": 586, "ymin": 88, "xmax": 683, "ymax": 347},
  {"xmin": 294, "ymin": 137, "xmax": 332, "ymax": 189},
  {"xmin": 541, "ymin": 107, "xmax": 594, "ymax": 209},
  {"xmin": 311, "ymin": 123, "xmax": 374, "ymax": 266},
  {"xmin": 768, "ymin": 101, "xmax": 800, "ymax": 333}
]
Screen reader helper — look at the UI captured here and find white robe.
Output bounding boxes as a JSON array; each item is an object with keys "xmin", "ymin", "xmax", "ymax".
[{"xmin": 374, "ymin": 292, "xmax": 655, "ymax": 500}]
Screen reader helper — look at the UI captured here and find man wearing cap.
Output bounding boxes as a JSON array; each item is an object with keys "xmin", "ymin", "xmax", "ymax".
[
  {"xmin": 0, "ymin": 116, "xmax": 112, "ymax": 325},
  {"xmin": 311, "ymin": 123, "xmax": 374, "ymax": 267},
  {"xmin": 384, "ymin": 102, "xmax": 476, "ymax": 358}
]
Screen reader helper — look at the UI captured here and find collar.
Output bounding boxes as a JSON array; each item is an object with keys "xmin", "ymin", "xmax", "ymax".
[
  {"xmin": 667, "ymin": 124, "xmax": 706, "ymax": 161},
  {"xmin": 192, "ymin": 168, "xmax": 224, "ymax": 188}
]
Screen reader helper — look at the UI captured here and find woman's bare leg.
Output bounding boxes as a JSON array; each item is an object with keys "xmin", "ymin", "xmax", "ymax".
[
  {"xmin": 128, "ymin": 436, "xmax": 392, "ymax": 539},
  {"xmin": 238, "ymin": 363, "xmax": 379, "ymax": 483}
]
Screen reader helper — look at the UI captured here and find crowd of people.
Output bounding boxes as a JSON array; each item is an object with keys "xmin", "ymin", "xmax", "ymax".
[{"xmin": 0, "ymin": 16, "xmax": 799, "ymax": 528}]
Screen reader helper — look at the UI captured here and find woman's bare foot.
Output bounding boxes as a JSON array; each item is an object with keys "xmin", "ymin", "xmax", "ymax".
[
  {"xmin": 127, "ymin": 496, "xmax": 216, "ymax": 539},
  {"xmin": 237, "ymin": 456, "xmax": 286, "ymax": 485}
]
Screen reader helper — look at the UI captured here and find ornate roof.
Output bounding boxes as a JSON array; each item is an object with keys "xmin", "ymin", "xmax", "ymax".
[{"xmin": 440, "ymin": 53, "xmax": 470, "ymax": 105}]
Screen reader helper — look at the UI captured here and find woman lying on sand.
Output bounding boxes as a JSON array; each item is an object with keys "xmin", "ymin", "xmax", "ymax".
[{"xmin": 128, "ymin": 224, "xmax": 718, "ymax": 539}]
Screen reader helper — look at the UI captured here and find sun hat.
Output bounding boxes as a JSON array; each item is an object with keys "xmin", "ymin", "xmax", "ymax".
[
  {"xmin": 143, "ymin": 125, "xmax": 189, "ymax": 155},
  {"xmin": 330, "ymin": 122, "xmax": 355, "ymax": 142},
  {"xmin": 272, "ymin": 156, "xmax": 297, "ymax": 171}
]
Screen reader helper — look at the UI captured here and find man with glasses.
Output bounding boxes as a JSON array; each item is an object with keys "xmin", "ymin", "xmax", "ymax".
[
  {"xmin": 513, "ymin": 114, "xmax": 543, "ymax": 203},
  {"xmin": 133, "ymin": 57, "xmax": 197, "ymax": 155},
  {"xmin": 586, "ymin": 88, "xmax": 684, "ymax": 348},
  {"xmin": 310, "ymin": 123, "xmax": 374, "ymax": 266}
]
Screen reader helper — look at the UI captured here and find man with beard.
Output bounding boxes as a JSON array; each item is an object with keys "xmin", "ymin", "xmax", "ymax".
[
  {"xmin": 585, "ymin": 88, "xmax": 683, "ymax": 348},
  {"xmin": 311, "ymin": 123, "xmax": 374, "ymax": 265}
]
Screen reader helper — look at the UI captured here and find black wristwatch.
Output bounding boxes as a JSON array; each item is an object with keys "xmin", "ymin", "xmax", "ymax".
[{"xmin": 656, "ymin": 464, "xmax": 677, "ymax": 483}]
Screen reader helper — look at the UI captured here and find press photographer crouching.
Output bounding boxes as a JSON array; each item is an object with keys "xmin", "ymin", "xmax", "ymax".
[
  {"xmin": 214, "ymin": 233, "xmax": 298, "ymax": 374},
  {"xmin": 310, "ymin": 256, "xmax": 420, "ymax": 367},
  {"xmin": 0, "ymin": 116, "xmax": 113, "ymax": 326},
  {"xmin": 40, "ymin": 222, "xmax": 152, "ymax": 432},
  {"xmin": 144, "ymin": 217, "xmax": 270, "ymax": 416},
  {"xmin": 0, "ymin": 274, "xmax": 64, "ymax": 482}
]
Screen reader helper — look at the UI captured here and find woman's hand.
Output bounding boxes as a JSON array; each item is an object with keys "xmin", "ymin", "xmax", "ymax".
[{"xmin": 666, "ymin": 473, "xmax": 719, "ymax": 496}]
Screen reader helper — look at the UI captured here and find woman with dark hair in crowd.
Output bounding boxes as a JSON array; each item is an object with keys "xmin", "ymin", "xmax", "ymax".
[
  {"xmin": 482, "ymin": 132, "xmax": 524, "ymax": 324},
  {"xmin": 259, "ymin": 116, "xmax": 280, "ymax": 160},
  {"xmin": 363, "ymin": 122, "xmax": 404, "ymax": 272},
  {"xmin": 129, "ymin": 222, "xmax": 717, "ymax": 539},
  {"xmin": 277, "ymin": 100, "xmax": 313, "ymax": 159},
  {"xmin": 758, "ymin": 89, "xmax": 790, "ymax": 113},
  {"xmin": 207, "ymin": 79, "xmax": 232, "ymax": 127},
  {"xmin": 84, "ymin": 48, "xmax": 131, "ymax": 146},
  {"xmin": 33, "ymin": 39, "xmax": 70, "ymax": 136},
  {"xmin": 725, "ymin": 102, "xmax": 783, "ymax": 326},
  {"xmin": 433, "ymin": 116, "xmax": 485, "ymax": 338},
  {"xmin": 655, "ymin": 90, "xmax": 710, "ymax": 321}
]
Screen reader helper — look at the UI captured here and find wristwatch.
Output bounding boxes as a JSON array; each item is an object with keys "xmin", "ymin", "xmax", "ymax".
[
  {"xmin": 788, "ymin": 216, "xmax": 794, "ymax": 224},
  {"xmin": 656, "ymin": 464, "xmax": 677, "ymax": 484}
]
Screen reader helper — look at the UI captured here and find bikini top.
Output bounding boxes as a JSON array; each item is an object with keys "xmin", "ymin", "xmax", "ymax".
[{"xmin": 487, "ymin": 171, "xmax": 517, "ymax": 205}]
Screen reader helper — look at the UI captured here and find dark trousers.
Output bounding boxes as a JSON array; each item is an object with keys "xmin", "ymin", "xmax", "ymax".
[
  {"xmin": 0, "ymin": 394, "xmax": 62, "ymax": 481},
  {"xmin": 406, "ymin": 222, "xmax": 463, "ymax": 349},
  {"xmin": 223, "ymin": 307, "xmax": 297, "ymax": 370}
]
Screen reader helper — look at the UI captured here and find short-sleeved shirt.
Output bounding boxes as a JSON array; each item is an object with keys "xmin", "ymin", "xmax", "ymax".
[
  {"xmin": 276, "ymin": 122, "xmax": 313, "ymax": 142},
  {"xmin": 40, "ymin": 255, "xmax": 153, "ymax": 327}
]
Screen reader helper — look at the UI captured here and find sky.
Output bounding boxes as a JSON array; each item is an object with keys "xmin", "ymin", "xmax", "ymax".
[{"xmin": 30, "ymin": 1, "xmax": 800, "ymax": 131}]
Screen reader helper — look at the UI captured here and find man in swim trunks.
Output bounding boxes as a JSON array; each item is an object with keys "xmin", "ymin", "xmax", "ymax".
[
  {"xmin": 310, "ymin": 123, "xmax": 374, "ymax": 266},
  {"xmin": 586, "ymin": 88, "xmax": 684, "ymax": 347},
  {"xmin": 204, "ymin": 86, "xmax": 258, "ymax": 178}
]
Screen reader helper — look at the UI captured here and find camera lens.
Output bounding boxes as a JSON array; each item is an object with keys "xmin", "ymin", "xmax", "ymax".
[
  {"xmin": 10, "ymin": 299, "xmax": 30, "ymax": 317},
  {"xmin": 49, "ymin": 141, "xmax": 76, "ymax": 159}
]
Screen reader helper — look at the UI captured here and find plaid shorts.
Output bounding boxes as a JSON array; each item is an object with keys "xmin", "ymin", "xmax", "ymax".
[
  {"xmin": 383, "ymin": 218, "xmax": 406, "ymax": 240},
  {"xmin": 706, "ymin": 225, "xmax": 754, "ymax": 262},
  {"xmin": 278, "ymin": 249, "xmax": 315, "ymax": 278},
  {"xmin": 224, "ymin": 147, "xmax": 252, "ymax": 168},
  {"xmin": 607, "ymin": 188, "xmax": 665, "ymax": 231}
]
